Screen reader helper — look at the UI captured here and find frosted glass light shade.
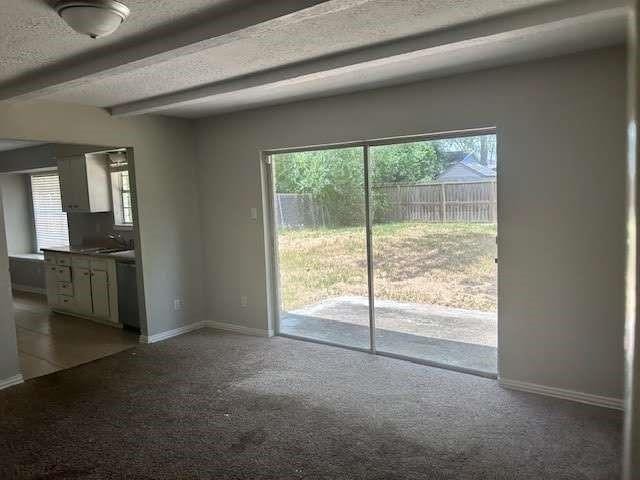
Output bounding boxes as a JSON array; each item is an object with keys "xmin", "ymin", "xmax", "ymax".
[{"xmin": 56, "ymin": 1, "xmax": 130, "ymax": 38}]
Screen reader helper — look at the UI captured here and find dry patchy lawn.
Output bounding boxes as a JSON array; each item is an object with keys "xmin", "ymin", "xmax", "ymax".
[{"xmin": 277, "ymin": 222, "xmax": 497, "ymax": 312}]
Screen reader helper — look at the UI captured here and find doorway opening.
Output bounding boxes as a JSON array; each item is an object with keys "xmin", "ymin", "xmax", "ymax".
[
  {"xmin": 267, "ymin": 130, "xmax": 498, "ymax": 377},
  {"xmin": 0, "ymin": 140, "xmax": 144, "ymax": 380}
]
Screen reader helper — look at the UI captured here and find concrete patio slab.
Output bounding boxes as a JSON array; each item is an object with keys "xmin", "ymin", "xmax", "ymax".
[{"xmin": 281, "ymin": 296, "xmax": 497, "ymax": 375}]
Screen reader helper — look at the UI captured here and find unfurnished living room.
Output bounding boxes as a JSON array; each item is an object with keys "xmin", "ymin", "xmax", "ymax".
[{"xmin": 0, "ymin": 1, "xmax": 639, "ymax": 479}]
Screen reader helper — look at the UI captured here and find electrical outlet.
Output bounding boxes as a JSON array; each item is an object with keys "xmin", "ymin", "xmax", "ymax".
[
  {"xmin": 173, "ymin": 298, "xmax": 183, "ymax": 311},
  {"xmin": 240, "ymin": 296, "xmax": 248, "ymax": 307}
]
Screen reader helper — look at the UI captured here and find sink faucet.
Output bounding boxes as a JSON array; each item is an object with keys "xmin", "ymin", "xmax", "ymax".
[{"xmin": 107, "ymin": 232, "xmax": 129, "ymax": 248}]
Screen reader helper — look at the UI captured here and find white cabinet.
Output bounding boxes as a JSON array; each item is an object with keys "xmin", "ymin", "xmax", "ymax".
[
  {"xmin": 90, "ymin": 270, "xmax": 110, "ymax": 319},
  {"xmin": 44, "ymin": 252, "xmax": 119, "ymax": 326},
  {"xmin": 73, "ymin": 267, "xmax": 93, "ymax": 314},
  {"xmin": 45, "ymin": 264, "xmax": 59, "ymax": 307},
  {"xmin": 57, "ymin": 154, "xmax": 112, "ymax": 213}
]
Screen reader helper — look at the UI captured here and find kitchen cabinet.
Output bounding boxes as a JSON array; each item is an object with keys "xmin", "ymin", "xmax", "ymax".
[
  {"xmin": 57, "ymin": 153, "xmax": 112, "ymax": 213},
  {"xmin": 73, "ymin": 267, "xmax": 93, "ymax": 314},
  {"xmin": 44, "ymin": 252, "xmax": 119, "ymax": 326},
  {"xmin": 45, "ymin": 264, "xmax": 59, "ymax": 307},
  {"xmin": 90, "ymin": 270, "xmax": 110, "ymax": 318}
]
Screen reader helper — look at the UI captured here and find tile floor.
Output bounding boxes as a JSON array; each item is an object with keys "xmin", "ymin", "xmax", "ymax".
[{"xmin": 13, "ymin": 291, "xmax": 138, "ymax": 380}]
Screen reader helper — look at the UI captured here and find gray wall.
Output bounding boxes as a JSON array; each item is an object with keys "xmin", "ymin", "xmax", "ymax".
[
  {"xmin": 9, "ymin": 258, "xmax": 45, "ymax": 291},
  {"xmin": 0, "ymin": 189, "xmax": 19, "ymax": 380},
  {"xmin": 0, "ymin": 104, "xmax": 204, "ymax": 381},
  {"xmin": 0, "ymin": 173, "xmax": 45, "ymax": 292},
  {"xmin": 0, "ymin": 144, "xmax": 56, "ymax": 173},
  {"xmin": 194, "ymin": 46, "xmax": 627, "ymax": 400},
  {"xmin": 0, "ymin": 174, "xmax": 33, "ymax": 254}
]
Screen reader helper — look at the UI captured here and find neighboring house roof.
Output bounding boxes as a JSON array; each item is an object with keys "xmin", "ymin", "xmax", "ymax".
[
  {"xmin": 441, "ymin": 151, "xmax": 470, "ymax": 165},
  {"xmin": 460, "ymin": 154, "xmax": 496, "ymax": 176},
  {"xmin": 435, "ymin": 152, "xmax": 496, "ymax": 182}
]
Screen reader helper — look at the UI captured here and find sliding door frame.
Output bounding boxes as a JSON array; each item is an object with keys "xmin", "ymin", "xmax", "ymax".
[{"xmin": 263, "ymin": 126, "xmax": 498, "ymax": 377}]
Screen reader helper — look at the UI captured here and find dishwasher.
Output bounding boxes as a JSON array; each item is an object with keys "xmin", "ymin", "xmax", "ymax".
[{"xmin": 116, "ymin": 262, "xmax": 140, "ymax": 331}]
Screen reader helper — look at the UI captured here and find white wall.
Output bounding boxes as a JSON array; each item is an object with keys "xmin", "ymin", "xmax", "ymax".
[
  {"xmin": 194, "ymin": 46, "xmax": 627, "ymax": 400},
  {"xmin": 0, "ymin": 174, "xmax": 33, "ymax": 254},
  {"xmin": 0, "ymin": 103, "xmax": 204, "ymax": 381}
]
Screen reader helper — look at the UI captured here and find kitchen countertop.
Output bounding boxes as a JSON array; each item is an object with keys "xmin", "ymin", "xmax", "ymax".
[
  {"xmin": 42, "ymin": 246, "xmax": 136, "ymax": 264},
  {"xmin": 9, "ymin": 253, "xmax": 45, "ymax": 262}
]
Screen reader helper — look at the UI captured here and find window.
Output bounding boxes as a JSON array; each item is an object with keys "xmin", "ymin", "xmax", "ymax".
[
  {"xmin": 120, "ymin": 171, "xmax": 133, "ymax": 224},
  {"xmin": 30, "ymin": 173, "xmax": 69, "ymax": 251},
  {"xmin": 109, "ymin": 152, "xmax": 134, "ymax": 228},
  {"xmin": 112, "ymin": 170, "xmax": 133, "ymax": 226}
]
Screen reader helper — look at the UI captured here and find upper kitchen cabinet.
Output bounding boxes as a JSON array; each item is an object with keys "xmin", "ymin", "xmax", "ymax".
[{"xmin": 57, "ymin": 153, "xmax": 112, "ymax": 213}]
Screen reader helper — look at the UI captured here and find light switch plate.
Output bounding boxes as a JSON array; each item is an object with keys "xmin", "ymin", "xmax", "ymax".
[{"xmin": 250, "ymin": 207, "xmax": 258, "ymax": 220}]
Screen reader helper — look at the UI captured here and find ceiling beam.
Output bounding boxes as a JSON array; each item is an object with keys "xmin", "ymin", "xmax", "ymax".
[
  {"xmin": 109, "ymin": 0, "xmax": 629, "ymax": 117},
  {"xmin": 0, "ymin": 0, "xmax": 342, "ymax": 102}
]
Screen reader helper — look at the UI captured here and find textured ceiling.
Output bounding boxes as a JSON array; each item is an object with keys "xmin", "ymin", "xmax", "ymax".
[
  {"xmin": 2, "ymin": 0, "xmax": 560, "ymax": 107},
  {"xmin": 0, "ymin": 0, "xmax": 251, "ymax": 84},
  {"xmin": 0, "ymin": 0, "xmax": 626, "ymax": 119},
  {"xmin": 152, "ymin": 13, "xmax": 626, "ymax": 118}
]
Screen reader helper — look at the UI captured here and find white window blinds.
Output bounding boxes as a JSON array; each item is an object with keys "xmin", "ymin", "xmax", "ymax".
[{"xmin": 30, "ymin": 173, "xmax": 69, "ymax": 251}]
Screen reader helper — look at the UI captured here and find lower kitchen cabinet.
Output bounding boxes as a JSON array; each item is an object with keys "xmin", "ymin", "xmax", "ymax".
[
  {"xmin": 90, "ymin": 270, "xmax": 110, "ymax": 318},
  {"xmin": 45, "ymin": 264, "xmax": 59, "ymax": 307},
  {"xmin": 44, "ymin": 252, "xmax": 120, "ymax": 326},
  {"xmin": 73, "ymin": 267, "xmax": 93, "ymax": 314}
]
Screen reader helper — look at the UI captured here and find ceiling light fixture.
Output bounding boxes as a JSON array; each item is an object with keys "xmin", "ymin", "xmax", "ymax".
[{"xmin": 55, "ymin": 0, "xmax": 130, "ymax": 39}]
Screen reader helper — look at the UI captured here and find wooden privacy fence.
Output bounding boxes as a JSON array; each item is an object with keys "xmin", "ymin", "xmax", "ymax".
[
  {"xmin": 375, "ymin": 180, "xmax": 497, "ymax": 223},
  {"xmin": 275, "ymin": 180, "xmax": 497, "ymax": 228}
]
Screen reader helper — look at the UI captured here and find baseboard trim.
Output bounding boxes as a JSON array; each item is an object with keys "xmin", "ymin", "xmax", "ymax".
[
  {"xmin": 0, "ymin": 374, "xmax": 24, "ymax": 391},
  {"xmin": 205, "ymin": 320, "xmax": 274, "ymax": 337},
  {"xmin": 138, "ymin": 320, "xmax": 273, "ymax": 344},
  {"xmin": 12, "ymin": 284, "xmax": 46, "ymax": 295},
  {"xmin": 499, "ymin": 378, "xmax": 623, "ymax": 410},
  {"xmin": 139, "ymin": 321, "xmax": 206, "ymax": 344}
]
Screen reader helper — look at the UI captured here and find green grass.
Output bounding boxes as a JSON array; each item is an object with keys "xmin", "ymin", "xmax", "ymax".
[{"xmin": 277, "ymin": 222, "xmax": 497, "ymax": 312}]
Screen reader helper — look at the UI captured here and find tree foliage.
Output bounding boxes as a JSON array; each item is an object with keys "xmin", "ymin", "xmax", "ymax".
[
  {"xmin": 273, "ymin": 136, "xmax": 494, "ymax": 227},
  {"xmin": 275, "ymin": 148, "xmax": 365, "ymax": 226},
  {"xmin": 371, "ymin": 142, "xmax": 440, "ymax": 184},
  {"xmin": 433, "ymin": 135, "xmax": 496, "ymax": 166},
  {"xmin": 275, "ymin": 141, "xmax": 441, "ymax": 195}
]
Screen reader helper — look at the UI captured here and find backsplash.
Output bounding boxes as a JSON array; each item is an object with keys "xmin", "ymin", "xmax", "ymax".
[{"xmin": 67, "ymin": 212, "xmax": 135, "ymax": 247}]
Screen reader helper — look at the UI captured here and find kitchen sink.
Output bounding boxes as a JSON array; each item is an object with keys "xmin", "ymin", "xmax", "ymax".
[
  {"xmin": 74, "ymin": 247, "xmax": 129, "ymax": 254},
  {"xmin": 92, "ymin": 247, "xmax": 130, "ymax": 254},
  {"xmin": 75, "ymin": 247, "xmax": 105, "ymax": 253}
]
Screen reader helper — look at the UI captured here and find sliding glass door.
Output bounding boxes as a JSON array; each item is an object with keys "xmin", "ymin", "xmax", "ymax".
[
  {"xmin": 269, "ymin": 132, "xmax": 498, "ymax": 376},
  {"xmin": 369, "ymin": 135, "xmax": 498, "ymax": 374},
  {"xmin": 271, "ymin": 147, "xmax": 370, "ymax": 349}
]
